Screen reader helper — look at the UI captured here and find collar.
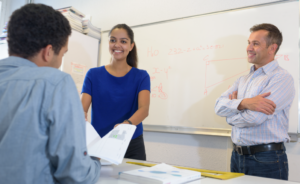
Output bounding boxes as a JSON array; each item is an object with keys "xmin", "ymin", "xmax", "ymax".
[
  {"xmin": 249, "ymin": 60, "xmax": 279, "ymax": 75},
  {"xmin": 0, "ymin": 56, "xmax": 38, "ymax": 68}
]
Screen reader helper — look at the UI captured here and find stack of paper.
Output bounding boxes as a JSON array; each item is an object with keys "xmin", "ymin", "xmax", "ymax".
[
  {"xmin": 85, "ymin": 122, "xmax": 136, "ymax": 165},
  {"xmin": 119, "ymin": 163, "xmax": 201, "ymax": 184},
  {"xmin": 57, "ymin": 6, "xmax": 85, "ymax": 33},
  {"xmin": 82, "ymin": 19, "xmax": 101, "ymax": 40}
]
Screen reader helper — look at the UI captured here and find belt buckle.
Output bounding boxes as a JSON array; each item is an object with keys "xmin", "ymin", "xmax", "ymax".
[{"xmin": 236, "ymin": 145, "xmax": 243, "ymax": 155}]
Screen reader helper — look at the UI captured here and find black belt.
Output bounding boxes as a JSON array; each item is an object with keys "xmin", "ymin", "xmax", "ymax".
[{"xmin": 233, "ymin": 143, "xmax": 284, "ymax": 155}]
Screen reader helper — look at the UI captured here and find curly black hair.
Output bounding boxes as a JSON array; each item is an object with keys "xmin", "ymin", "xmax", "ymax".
[{"xmin": 7, "ymin": 4, "xmax": 71, "ymax": 58}]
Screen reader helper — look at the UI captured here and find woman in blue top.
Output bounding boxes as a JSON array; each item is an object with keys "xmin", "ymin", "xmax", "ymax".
[{"xmin": 81, "ymin": 24, "xmax": 150, "ymax": 160}]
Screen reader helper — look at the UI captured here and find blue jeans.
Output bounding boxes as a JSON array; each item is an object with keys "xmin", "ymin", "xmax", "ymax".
[{"xmin": 231, "ymin": 145, "xmax": 288, "ymax": 180}]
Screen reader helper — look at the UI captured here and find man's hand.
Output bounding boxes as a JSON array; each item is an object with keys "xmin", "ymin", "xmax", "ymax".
[
  {"xmin": 238, "ymin": 92, "xmax": 276, "ymax": 115},
  {"xmin": 229, "ymin": 91, "xmax": 238, "ymax": 100}
]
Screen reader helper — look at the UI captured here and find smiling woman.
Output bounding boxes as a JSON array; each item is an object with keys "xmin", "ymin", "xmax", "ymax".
[
  {"xmin": 81, "ymin": 24, "xmax": 150, "ymax": 161},
  {"xmin": 108, "ymin": 24, "xmax": 137, "ymax": 69}
]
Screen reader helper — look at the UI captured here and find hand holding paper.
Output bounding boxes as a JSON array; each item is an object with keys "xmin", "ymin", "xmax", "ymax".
[{"xmin": 85, "ymin": 121, "xmax": 136, "ymax": 165}]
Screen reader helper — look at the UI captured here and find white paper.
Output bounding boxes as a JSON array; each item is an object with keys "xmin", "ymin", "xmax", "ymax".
[
  {"xmin": 101, "ymin": 159, "xmax": 113, "ymax": 166},
  {"xmin": 86, "ymin": 123, "xmax": 136, "ymax": 165},
  {"xmin": 121, "ymin": 163, "xmax": 201, "ymax": 184},
  {"xmin": 85, "ymin": 121, "xmax": 101, "ymax": 148}
]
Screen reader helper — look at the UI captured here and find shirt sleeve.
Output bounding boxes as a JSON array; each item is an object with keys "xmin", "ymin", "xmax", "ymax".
[
  {"xmin": 215, "ymin": 77, "xmax": 243, "ymax": 117},
  {"xmin": 138, "ymin": 71, "xmax": 151, "ymax": 92},
  {"xmin": 82, "ymin": 69, "xmax": 93, "ymax": 96},
  {"xmin": 226, "ymin": 72, "xmax": 295, "ymax": 128},
  {"xmin": 46, "ymin": 75, "xmax": 101, "ymax": 184}
]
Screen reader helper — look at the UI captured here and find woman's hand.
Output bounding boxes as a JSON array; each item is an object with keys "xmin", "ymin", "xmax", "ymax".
[
  {"xmin": 84, "ymin": 112, "xmax": 88, "ymax": 121},
  {"xmin": 114, "ymin": 121, "xmax": 130, "ymax": 128},
  {"xmin": 81, "ymin": 93, "xmax": 92, "ymax": 122}
]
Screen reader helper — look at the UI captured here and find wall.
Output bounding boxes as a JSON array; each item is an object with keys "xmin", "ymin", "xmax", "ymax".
[
  {"xmin": 32, "ymin": 0, "xmax": 282, "ymax": 31},
  {"xmin": 0, "ymin": 0, "xmax": 27, "ymax": 29},
  {"xmin": 3, "ymin": 0, "xmax": 300, "ymax": 182},
  {"xmin": 144, "ymin": 132, "xmax": 300, "ymax": 182},
  {"xmin": 144, "ymin": 132, "xmax": 233, "ymax": 172},
  {"xmin": 0, "ymin": 0, "xmax": 6, "ymax": 30}
]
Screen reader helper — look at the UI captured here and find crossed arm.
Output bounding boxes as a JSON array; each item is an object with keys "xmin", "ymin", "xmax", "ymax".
[
  {"xmin": 215, "ymin": 73, "xmax": 294, "ymax": 128},
  {"xmin": 229, "ymin": 91, "xmax": 275, "ymax": 115}
]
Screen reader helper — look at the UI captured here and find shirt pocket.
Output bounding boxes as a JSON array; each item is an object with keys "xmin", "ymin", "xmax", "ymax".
[{"xmin": 249, "ymin": 86, "xmax": 264, "ymax": 98}]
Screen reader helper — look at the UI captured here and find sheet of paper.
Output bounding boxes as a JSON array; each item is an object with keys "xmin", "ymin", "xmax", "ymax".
[
  {"xmin": 121, "ymin": 163, "xmax": 201, "ymax": 184},
  {"xmin": 88, "ymin": 124, "xmax": 136, "ymax": 165},
  {"xmin": 101, "ymin": 159, "xmax": 113, "ymax": 166},
  {"xmin": 85, "ymin": 121, "xmax": 101, "ymax": 148}
]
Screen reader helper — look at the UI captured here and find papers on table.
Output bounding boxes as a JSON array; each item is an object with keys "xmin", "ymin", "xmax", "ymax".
[
  {"xmin": 85, "ymin": 122, "xmax": 136, "ymax": 165},
  {"xmin": 119, "ymin": 163, "xmax": 201, "ymax": 184}
]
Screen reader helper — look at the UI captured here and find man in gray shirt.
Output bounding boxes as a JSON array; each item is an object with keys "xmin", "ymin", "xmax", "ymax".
[{"xmin": 0, "ymin": 4, "xmax": 101, "ymax": 184}]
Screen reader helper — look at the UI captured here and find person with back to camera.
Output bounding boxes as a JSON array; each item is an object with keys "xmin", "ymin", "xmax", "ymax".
[
  {"xmin": 0, "ymin": 4, "xmax": 101, "ymax": 184},
  {"xmin": 81, "ymin": 24, "xmax": 150, "ymax": 161}
]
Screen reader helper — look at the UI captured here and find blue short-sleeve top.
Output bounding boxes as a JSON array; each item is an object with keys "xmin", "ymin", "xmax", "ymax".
[{"xmin": 82, "ymin": 66, "xmax": 150, "ymax": 139}]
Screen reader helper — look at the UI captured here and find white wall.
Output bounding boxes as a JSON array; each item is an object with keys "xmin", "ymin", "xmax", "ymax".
[
  {"xmin": 4, "ymin": 0, "xmax": 300, "ymax": 182},
  {"xmin": 0, "ymin": 0, "xmax": 27, "ymax": 29},
  {"xmin": 0, "ymin": 0, "xmax": 6, "ymax": 30},
  {"xmin": 144, "ymin": 132, "xmax": 233, "ymax": 172},
  {"xmin": 0, "ymin": 2, "xmax": 2, "ymax": 19},
  {"xmin": 144, "ymin": 132, "xmax": 300, "ymax": 182},
  {"xmin": 32, "ymin": 0, "xmax": 282, "ymax": 31},
  {"xmin": 285, "ymin": 139, "xmax": 300, "ymax": 182}
]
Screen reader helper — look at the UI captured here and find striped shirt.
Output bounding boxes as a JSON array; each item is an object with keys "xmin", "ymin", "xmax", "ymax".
[{"xmin": 215, "ymin": 60, "xmax": 295, "ymax": 146}]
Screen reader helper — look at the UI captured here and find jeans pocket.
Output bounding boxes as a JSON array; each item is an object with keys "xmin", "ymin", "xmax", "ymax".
[{"xmin": 253, "ymin": 151, "xmax": 278, "ymax": 164}]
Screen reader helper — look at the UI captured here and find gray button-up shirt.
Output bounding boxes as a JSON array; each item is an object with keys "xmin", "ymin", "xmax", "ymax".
[{"xmin": 0, "ymin": 56, "xmax": 101, "ymax": 184}]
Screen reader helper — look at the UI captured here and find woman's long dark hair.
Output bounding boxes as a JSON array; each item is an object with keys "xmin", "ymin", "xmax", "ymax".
[{"xmin": 108, "ymin": 24, "xmax": 138, "ymax": 68}]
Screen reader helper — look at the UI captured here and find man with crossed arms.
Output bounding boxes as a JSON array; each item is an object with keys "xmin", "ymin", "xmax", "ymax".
[{"xmin": 215, "ymin": 23, "xmax": 295, "ymax": 180}]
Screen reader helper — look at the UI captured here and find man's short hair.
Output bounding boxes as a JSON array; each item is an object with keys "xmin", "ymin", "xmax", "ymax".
[
  {"xmin": 250, "ymin": 23, "xmax": 282, "ymax": 54},
  {"xmin": 7, "ymin": 4, "xmax": 71, "ymax": 59}
]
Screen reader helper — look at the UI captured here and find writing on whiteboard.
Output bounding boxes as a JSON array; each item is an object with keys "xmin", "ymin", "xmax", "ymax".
[
  {"xmin": 203, "ymin": 54, "xmax": 290, "ymax": 95},
  {"xmin": 152, "ymin": 66, "xmax": 171, "ymax": 79},
  {"xmin": 147, "ymin": 47, "xmax": 159, "ymax": 57},
  {"xmin": 275, "ymin": 54, "xmax": 290, "ymax": 61},
  {"xmin": 168, "ymin": 44, "xmax": 224, "ymax": 55},
  {"xmin": 151, "ymin": 83, "xmax": 168, "ymax": 99}
]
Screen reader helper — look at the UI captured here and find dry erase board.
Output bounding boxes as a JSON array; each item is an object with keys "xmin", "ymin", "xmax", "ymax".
[
  {"xmin": 63, "ymin": 30, "xmax": 99, "ymax": 94},
  {"xmin": 63, "ymin": 30, "xmax": 99, "ymax": 121},
  {"xmin": 100, "ymin": 1, "xmax": 299, "ymax": 133}
]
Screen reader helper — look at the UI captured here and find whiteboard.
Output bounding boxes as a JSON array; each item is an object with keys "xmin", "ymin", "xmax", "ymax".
[
  {"xmin": 100, "ymin": 1, "xmax": 299, "ymax": 133},
  {"xmin": 63, "ymin": 30, "xmax": 99, "ymax": 121},
  {"xmin": 63, "ymin": 30, "xmax": 99, "ymax": 94}
]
